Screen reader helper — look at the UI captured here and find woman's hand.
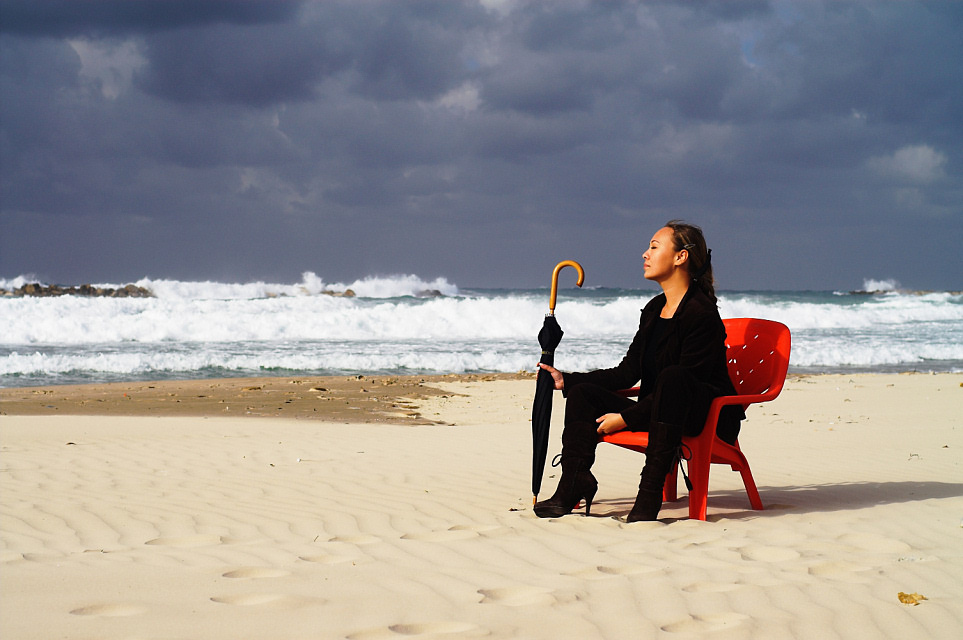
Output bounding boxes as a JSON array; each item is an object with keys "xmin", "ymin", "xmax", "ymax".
[
  {"xmin": 596, "ymin": 413, "xmax": 627, "ymax": 434},
  {"xmin": 536, "ymin": 363, "xmax": 564, "ymax": 391}
]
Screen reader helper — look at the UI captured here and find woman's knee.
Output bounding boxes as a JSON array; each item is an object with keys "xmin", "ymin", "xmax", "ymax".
[{"xmin": 564, "ymin": 383, "xmax": 601, "ymax": 415}]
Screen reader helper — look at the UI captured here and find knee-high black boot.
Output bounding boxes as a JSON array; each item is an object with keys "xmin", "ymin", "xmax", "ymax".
[
  {"xmin": 626, "ymin": 421, "xmax": 682, "ymax": 522},
  {"xmin": 534, "ymin": 456, "xmax": 598, "ymax": 518}
]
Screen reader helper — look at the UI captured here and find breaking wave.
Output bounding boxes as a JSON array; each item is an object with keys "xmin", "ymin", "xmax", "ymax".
[{"xmin": 2, "ymin": 273, "xmax": 961, "ymax": 385}]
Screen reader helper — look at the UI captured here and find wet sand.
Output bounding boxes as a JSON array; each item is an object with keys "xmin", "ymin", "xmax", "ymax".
[{"xmin": 0, "ymin": 372, "xmax": 530, "ymax": 424}]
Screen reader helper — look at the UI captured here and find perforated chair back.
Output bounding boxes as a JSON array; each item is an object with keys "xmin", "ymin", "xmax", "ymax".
[{"xmin": 724, "ymin": 317, "xmax": 792, "ymax": 401}]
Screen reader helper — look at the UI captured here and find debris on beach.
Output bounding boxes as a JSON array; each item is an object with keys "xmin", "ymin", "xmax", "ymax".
[{"xmin": 897, "ymin": 592, "xmax": 927, "ymax": 606}]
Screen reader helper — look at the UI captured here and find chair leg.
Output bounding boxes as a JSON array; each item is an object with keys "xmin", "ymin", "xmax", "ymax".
[
  {"xmin": 729, "ymin": 442, "xmax": 764, "ymax": 511},
  {"xmin": 687, "ymin": 472, "xmax": 709, "ymax": 520},
  {"xmin": 687, "ymin": 442, "xmax": 713, "ymax": 521},
  {"xmin": 740, "ymin": 465, "xmax": 763, "ymax": 510}
]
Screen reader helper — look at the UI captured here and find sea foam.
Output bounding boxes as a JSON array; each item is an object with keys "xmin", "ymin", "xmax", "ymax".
[{"xmin": 2, "ymin": 274, "xmax": 961, "ymax": 385}]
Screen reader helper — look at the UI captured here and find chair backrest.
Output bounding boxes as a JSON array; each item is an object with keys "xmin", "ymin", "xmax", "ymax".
[{"xmin": 723, "ymin": 318, "xmax": 792, "ymax": 400}]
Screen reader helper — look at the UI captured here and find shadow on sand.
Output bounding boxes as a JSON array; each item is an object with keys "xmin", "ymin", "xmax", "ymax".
[{"xmin": 595, "ymin": 480, "xmax": 963, "ymax": 522}]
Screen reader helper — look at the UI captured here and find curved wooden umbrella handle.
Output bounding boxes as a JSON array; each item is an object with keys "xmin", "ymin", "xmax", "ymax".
[{"xmin": 549, "ymin": 260, "xmax": 585, "ymax": 315}]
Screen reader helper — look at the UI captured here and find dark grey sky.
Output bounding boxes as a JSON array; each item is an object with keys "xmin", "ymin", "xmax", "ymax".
[{"xmin": 1, "ymin": 0, "xmax": 960, "ymax": 290}]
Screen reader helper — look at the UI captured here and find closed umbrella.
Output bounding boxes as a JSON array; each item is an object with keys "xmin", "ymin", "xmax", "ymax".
[{"xmin": 531, "ymin": 260, "xmax": 584, "ymax": 504}]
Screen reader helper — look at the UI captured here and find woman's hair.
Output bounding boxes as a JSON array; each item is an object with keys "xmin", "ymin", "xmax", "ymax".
[{"xmin": 665, "ymin": 220, "xmax": 716, "ymax": 303}]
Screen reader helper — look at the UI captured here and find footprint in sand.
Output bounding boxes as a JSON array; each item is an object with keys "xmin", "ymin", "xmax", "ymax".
[
  {"xmin": 478, "ymin": 586, "xmax": 555, "ymax": 606},
  {"xmin": 22, "ymin": 552, "xmax": 65, "ymax": 563},
  {"xmin": 807, "ymin": 560, "xmax": 872, "ymax": 583},
  {"xmin": 328, "ymin": 534, "xmax": 381, "ymax": 546},
  {"xmin": 389, "ymin": 622, "xmax": 481, "ymax": 636},
  {"xmin": 682, "ymin": 581, "xmax": 740, "ymax": 593},
  {"xmin": 299, "ymin": 554, "xmax": 357, "ymax": 565},
  {"xmin": 739, "ymin": 546, "xmax": 800, "ymax": 562},
  {"xmin": 401, "ymin": 528, "xmax": 479, "ymax": 542},
  {"xmin": 661, "ymin": 612, "xmax": 748, "ymax": 633},
  {"xmin": 837, "ymin": 532, "xmax": 912, "ymax": 554},
  {"xmin": 346, "ymin": 621, "xmax": 481, "ymax": 639},
  {"xmin": 145, "ymin": 534, "xmax": 223, "ymax": 548},
  {"xmin": 567, "ymin": 564, "xmax": 659, "ymax": 580},
  {"xmin": 617, "ymin": 520, "xmax": 663, "ymax": 530},
  {"xmin": 222, "ymin": 567, "xmax": 290, "ymax": 579},
  {"xmin": 449, "ymin": 524, "xmax": 504, "ymax": 535},
  {"xmin": 596, "ymin": 564, "xmax": 660, "ymax": 576},
  {"xmin": 209, "ymin": 593, "xmax": 320, "ymax": 607},
  {"xmin": 70, "ymin": 603, "xmax": 147, "ymax": 617},
  {"xmin": 210, "ymin": 593, "xmax": 287, "ymax": 606}
]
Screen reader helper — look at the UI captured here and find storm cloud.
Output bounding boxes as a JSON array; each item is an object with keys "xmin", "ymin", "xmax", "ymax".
[{"xmin": 1, "ymin": 0, "xmax": 960, "ymax": 289}]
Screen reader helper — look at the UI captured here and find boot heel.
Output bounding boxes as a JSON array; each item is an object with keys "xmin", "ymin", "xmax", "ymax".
[
  {"xmin": 577, "ymin": 471, "xmax": 598, "ymax": 517},
  {"xmin": 583, "ymin": 486, "xmax": 597, "ymax": 516}
]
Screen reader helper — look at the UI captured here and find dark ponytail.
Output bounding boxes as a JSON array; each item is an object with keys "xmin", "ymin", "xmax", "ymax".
[{"xmin": 665, "ymin": 220, "xmax": 716, "ymax": 304}]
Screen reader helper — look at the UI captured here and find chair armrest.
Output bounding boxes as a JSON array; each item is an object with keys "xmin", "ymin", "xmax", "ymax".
[
  {"xmin": 616, "ymin": 388, "xmax": 780, "ymax": 406},
  {"xmin": 715, "ymin": 390, "xmax": 781, "ymax": 408}
]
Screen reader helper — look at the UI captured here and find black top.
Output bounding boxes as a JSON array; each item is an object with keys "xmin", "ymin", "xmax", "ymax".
[
  {"xmin": 640, "ymin": 317, "xmax": 670, "ymax": 398},
  {"xmin": 562, "ymin": 286, "xmax": 744, "ymax": 443}
]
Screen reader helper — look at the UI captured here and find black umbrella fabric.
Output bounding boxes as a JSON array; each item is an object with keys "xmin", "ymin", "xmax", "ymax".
[{"xmin": 531, "ymin": 260, "xmax": 584, "ymax": 504}]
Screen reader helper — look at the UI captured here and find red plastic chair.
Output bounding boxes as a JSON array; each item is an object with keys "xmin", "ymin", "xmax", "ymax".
[{"xmin": 601, "ymin": 318, "xmax": 791, "ymax": 520}]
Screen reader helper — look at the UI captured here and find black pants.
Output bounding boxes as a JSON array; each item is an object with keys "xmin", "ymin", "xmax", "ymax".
[{"xmin": 561, "ymin": 365, "xmax": 717, "ymax": 468}]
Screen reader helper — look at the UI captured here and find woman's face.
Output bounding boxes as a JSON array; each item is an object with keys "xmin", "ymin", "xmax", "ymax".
[{"xmin": 642, "ymin": 227, "xmax": 684, "ymax": 282}]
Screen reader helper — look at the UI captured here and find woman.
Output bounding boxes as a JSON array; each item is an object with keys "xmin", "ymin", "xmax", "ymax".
[{"xmin": 535, "ymin": 221, "xmax": 743, "ymax": 522}]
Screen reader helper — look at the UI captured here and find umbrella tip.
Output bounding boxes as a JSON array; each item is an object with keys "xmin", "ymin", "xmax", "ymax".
[{"xmin": 533, "ymin": 495, "xmax": 537, "ymax": 506}]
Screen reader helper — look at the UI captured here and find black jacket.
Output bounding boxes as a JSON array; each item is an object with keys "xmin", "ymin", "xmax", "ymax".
[{"xmin": 562, "ymin": 286, "xmax": 744, "ymax": 443}]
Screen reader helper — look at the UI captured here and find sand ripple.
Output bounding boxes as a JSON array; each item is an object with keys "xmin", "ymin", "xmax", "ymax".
[{"xmin": 3, "ymin": 374, "xmax": 962, "ymax": 639}]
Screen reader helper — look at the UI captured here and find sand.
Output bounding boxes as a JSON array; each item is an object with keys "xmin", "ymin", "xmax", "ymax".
[
  {"xmin": 1, "ymin": 373, "xmax": 961, "ymax": 639},
  {"xmin": 0, "ymin": 373, "xmax": 529, "ymax": 424}
]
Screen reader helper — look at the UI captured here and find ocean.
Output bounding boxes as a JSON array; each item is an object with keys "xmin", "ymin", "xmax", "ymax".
[{"xmin": 2, "ymin": 273, "xmax": 961, "ymax": 388}]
